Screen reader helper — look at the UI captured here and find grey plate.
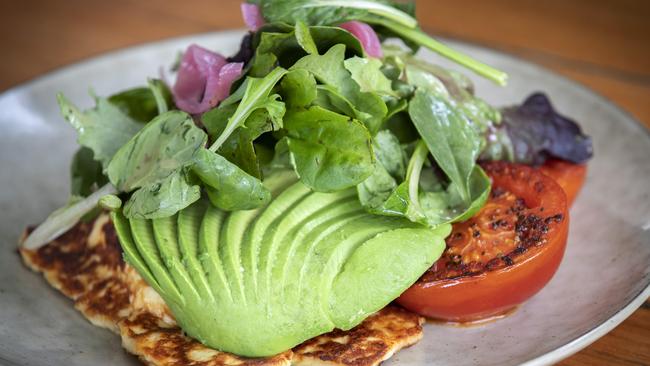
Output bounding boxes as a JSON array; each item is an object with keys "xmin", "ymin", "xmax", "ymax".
[{"xmin": 0, "ymin": 30, "xmax": 648, "ymax": 366}]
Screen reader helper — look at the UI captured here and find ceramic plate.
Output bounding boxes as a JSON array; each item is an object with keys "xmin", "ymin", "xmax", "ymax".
[{"xmin": 0, "ymin": 30, "xmax": 648, "ymax": 366}]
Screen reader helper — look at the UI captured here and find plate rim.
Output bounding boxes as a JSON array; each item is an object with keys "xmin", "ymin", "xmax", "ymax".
[{"xmin": 1, "ymin": 29, "xmax": 648, "ymax": 366}]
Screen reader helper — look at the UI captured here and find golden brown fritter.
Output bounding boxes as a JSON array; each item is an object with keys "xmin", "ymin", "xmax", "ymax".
[{"xmin": 20, "ymin": 213, "xmax": 423, "ymax": 366}]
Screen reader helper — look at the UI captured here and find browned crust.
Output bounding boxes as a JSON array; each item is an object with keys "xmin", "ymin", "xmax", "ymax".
[
  {"xmin": 292, "ymin": 306, "xmax": 424, "ymax": 366},
  {"xmin": 19, "ymin": 213, "xmax": 424, "ymax": 366}
]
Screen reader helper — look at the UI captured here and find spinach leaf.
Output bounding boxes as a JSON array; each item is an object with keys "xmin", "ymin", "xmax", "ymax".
[
  {"xmin": 70, "ymin": 147, "xmax": 107, "ymax": 197},
  {"xmin": 343, "ymin": 56, "xmax": 395, "ymax": 96},
  {"xmin": 123, "ymin": 170, "xmax": 201, "ymax": 219},
  {"xmin": 58, "ymin": 93, "xmax": 144, "ymax": 170},
  {"xmin": 250, "ymin": 0, "xmax": 417, "ymax": 28},
  {"xmin": 280, "ymin": 69, "xmax": 318, "ymax": 108},
  {"xmin": 408, "ymin": 89, "xmax": 480, "ymax": 204},
  {"xmin": 291, "ymin": 44, "xmax": 387, "ymax": 133},
  {"xmin": 358, "ymin": 140, "xmax": 490, "ymax": 228},
  {"xmin": 284, "ymin": 106, "xmax": 374, "ymax": 192},
  {"xmin": 250, "ymin": 0, "xmax": 507, "ymax": 84},
  {"xmin": 207, "ymin": 67, "xmax": 287, "ymax": 153},
  {"xmin": 249, "ymin": 23, "xmax": 363, "ymax": 77},
  {"xmin": 192, "ymin": 148, "xmax": 271, "ymax": 210},
  {"xmin": 356, "ymin": 130, "xmax": 404, "ymax": 209},
  {"xmin": 107, "ymin": 110, "xmax": 207, "ymax": 192}
]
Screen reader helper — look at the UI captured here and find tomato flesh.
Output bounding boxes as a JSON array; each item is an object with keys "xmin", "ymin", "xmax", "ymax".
[
  {"xmin": 397, "ymin": 162, "xmax": 569, "ymax": 322},
  {"xmin": 538, "ymin": 159, "xmax": 587, "ymax": 206}
]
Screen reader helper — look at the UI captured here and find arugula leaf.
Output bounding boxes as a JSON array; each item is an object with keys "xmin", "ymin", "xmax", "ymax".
[
  {"xmin": 123, "ymin": 170, "xmax": 201, "ymax": 219},
  {"xmin": 343, "ymin": 56, "xmax": 395, "ymax": 96},
  {"xmin": 291, "ymin": 44, "xmax": 387, "ymax": 133},
  {"xmin": 207, "ymin": 67, "xmax": 287, "ymax": 153},
  {"xmin": 58, "ymin": 93, "xmax": 144, "ymax": 170},
  {"xmin": 192, "ymin": 148, "xmax": 271, "ymax": 210},
  {"xmin": 107, "ymin": 110, "xmax": 207, "ymax": 192},
  {"xmin": 70, "ymin": 147, "xmax": 107, "ymax": 197},
  {"xmin": 408, "ymin": 89, "xmax": 480, "ymax": 203},
  {"xmin": 284, "ymin": 106, "xmax": 374, "ymax": 192}
]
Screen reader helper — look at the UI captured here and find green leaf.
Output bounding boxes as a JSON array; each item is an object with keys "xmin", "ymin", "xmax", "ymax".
[
  {"xmin": 123, "ymin": 170, "xmax": 201, "ymax": 219},
  {"xmin": 98, "ymin": 194, "xmax": 122, "ymax": 211},
  {"xmin": 208, "ymin": 67, "xmax": 287, "ymax": 153},
  {"xmin": 408, "ymin": 89, "xmax": 480, "ymax": 203},
  {"xmin": 192, "ymin": 149, "xmax": 271, "ymax": 210},
  {"xmin": 253, "ymin": 0, "xmax": 417, "ymax": 28},
  {"xmin": 107, "ymin": 110, "xmax": 207, "ymax": 192},
  {"xmin": 404, "ymin": 64, "xmax": 449, "ymax": 97},
  {"xmin": 295, "ymin": 21, "xmax": 318, "ymax": 54},
  {"xmin": 58, "ymin": 93, "xmax": 144, "ymax": 170},
  {"xmin": 343, "ymin": 56, "xmax": 395, "ymax": 96},
  {"xmin": 369, "ymin": 18, "xmax": 507, "ymax": 85},
  {"xmin": 372, "ymin": 130, "xmax": 406, "ymax": 179},
  {"xmin": 22, "ymin": 184, "xmax": 118, "ymax": 250},
  {"xmin": 357, "ymin": 140, "xmax": 490, "ymax": 228},
  {"xmin": 249, "ymin": 24, "xmax": 363, "ymax": 77},
  {"xmin": 70, "ymin": 147, "xmax": 107, "ymax": 197},
  {"xmin": 280, "ymin": 69, "xmax": 318, "ymax": 108},
  {"xmin": 291, "ymin": 44, "xmax": 387, "ymax": 133},
  {"xmin": 284, "ymin": 106, "xmax": 374, "ymax": 192},
  {"xmin": 147, "ymin": 78, "xmax": 172, "ymax": 114}
]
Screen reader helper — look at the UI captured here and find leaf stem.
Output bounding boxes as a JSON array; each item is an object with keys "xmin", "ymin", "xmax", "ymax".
[
  {"xmin": 405, "ymin": 140, "xmax": 429, "ymax": 213},
  {"xmin": 22, "ymin": 184, "xmax": 117, "ymax": 250},
  {"xmin": 373, "ymin": 20, "xmax": 508, "ymax": 86}
]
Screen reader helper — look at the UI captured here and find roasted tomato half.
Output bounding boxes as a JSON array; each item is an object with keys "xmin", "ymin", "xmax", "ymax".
[
  {"xmin": 538, "ymin": 159, "xmax": 587, "ymax": 206},
  {"xmin": 397, "ymin": 162, "xmax": 569, "ymax": 322}
]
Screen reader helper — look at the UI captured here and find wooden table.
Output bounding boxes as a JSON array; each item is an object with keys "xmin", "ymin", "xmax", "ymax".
[{"xmin": 1, "ymin": 1, "xmax": 648, "ymax": 364}]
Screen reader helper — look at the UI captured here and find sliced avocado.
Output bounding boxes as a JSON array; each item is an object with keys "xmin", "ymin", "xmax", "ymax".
[
  {"xmin": 198, "ymin": 205, "xmax": 231, "ymax": 301},
  {"xmin": 176, "ymin": 200, "xmax": 214, "ymax": 302},
  {"xmin": 128, "ymin": 218, "xmax": 183, "ymax": 303},
  {"xmin": 272, "ymin": 190, "xmax": 357, "ymax": 299},
  {"xmin": 111, "ymin": 211, "xmax": 166, "ymax": 298},
  {"xmin": 330, "ymin": 225, "xmax": 449, "ymax": 328},
  {"xmin": 115, "ymin": 170, "xmax": 450, "ymax": 357},
  {"xmin": 252, "ymin": 182, "xmax": 311, "ymax": 303},
  {"xmin": 240, "ymin": 170, "xmax": 297, "ymax": 301},
  {"xmin": 301, "ymin": 214, "xmax": 412, "ymax": 324}
]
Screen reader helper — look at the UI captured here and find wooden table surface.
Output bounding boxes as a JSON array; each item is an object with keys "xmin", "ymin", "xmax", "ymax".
[{"xmin": 1, "ymin": 1, "xmax": 648, "ymax": 365}]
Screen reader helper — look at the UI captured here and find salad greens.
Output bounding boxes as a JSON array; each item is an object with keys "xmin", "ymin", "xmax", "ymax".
[
  {"xmin": 25, "ymin": 0, "xmax": 592, "ymax": 253},
  {"xmin": 22, "ymin": 0, "xmax": 595, "ymax": 358},
  {"xmin": 249, "ymin": 0, "xmax": 507, "ymax": 85}
]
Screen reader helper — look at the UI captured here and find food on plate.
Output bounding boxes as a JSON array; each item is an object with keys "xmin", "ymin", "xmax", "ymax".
[
  {"xmin": 20, "ymin": 0, "xmax": 593, "ymax": 362},
  {"xmin": 20, "ymin": 214, "xmax": 422, "ymax": 366},
  {"xmin": 397, "ymin": 162, "xmax": 569, "ymax": 322}
]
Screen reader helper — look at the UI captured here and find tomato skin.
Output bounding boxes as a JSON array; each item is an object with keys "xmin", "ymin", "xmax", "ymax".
[
  {"xmin": 397, "ymin": 162, "xmax": 569, "ymax": 322},
  {"xmin": 538, "ymin": 159, "xmax": 587, "ymax": 206}
]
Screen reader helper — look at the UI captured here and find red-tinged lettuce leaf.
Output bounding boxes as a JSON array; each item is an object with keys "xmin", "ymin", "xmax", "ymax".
[{"xmin": 484, "ymin": 93, "xmax": 593, "ymax": 165}]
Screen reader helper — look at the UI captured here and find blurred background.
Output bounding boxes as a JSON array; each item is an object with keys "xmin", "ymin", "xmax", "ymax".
[{"xmin": 0, "ymin": 0, "xmax": 648, "ymax": 365}]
